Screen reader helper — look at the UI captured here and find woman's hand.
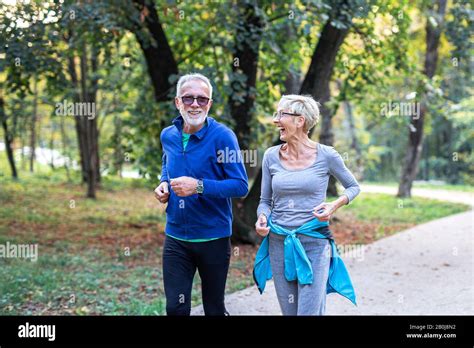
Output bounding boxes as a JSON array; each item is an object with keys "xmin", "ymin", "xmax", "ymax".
[
  {"xmin": 255, "ymin": 214, "xmax": 270, "ymax": 237},
  {"xmin": 313, "ymin": 202, "xmax": 336, "ymax": 222},
  {"xmin": 313, "ymin": 196, "xmax": 349, "ymax": 221}
]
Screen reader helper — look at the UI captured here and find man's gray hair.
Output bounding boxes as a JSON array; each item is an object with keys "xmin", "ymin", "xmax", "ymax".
[
  {"xmin": 176, "ymin": 73, "xmax": 213, "ymax": 99},
  {"xmin": 278, "ymin": 94, "xmax": 321, "ymax": 132}
]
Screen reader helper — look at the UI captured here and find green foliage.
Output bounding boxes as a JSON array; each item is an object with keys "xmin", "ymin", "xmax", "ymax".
[
  {"xmin": 1, "ymin": 2, "xmax": 62, "ymax": 96},
  {"xmin": 1, "ymin": 0, "xmax": 471, "ymax": 184}
]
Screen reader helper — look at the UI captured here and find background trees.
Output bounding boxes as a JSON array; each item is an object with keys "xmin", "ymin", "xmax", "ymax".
[{"xmin": 1, "ymin": 0, "xmax": 472, "ymax": 244}]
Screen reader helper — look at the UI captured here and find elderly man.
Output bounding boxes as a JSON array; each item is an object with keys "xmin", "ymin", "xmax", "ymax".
[{"xmin": 154, "ymin": 73, "xmax": 248, "ymax": 315}]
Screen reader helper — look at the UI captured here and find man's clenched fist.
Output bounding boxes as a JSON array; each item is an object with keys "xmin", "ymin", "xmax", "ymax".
[
  {"xmin": 154, "ymin": 181, "xmax": 170, "ymax": 203},
  {"xmin": 170, "ymin": 176, "xmax": 198, "ymax": 197}
]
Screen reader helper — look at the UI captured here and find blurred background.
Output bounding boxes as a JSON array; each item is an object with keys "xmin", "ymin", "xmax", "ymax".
[{"xmin": 0, "ymin": 0, "xmax": 472, "ymax": 315}]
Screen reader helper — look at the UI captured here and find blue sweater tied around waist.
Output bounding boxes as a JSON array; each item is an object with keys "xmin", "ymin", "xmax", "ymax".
[{"xmin": 253, "ymin": 217, "xmax": 357, "ymax": 306}]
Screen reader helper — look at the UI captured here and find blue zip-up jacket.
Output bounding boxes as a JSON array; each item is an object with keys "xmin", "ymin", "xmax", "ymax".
[
  {"xmin": 160, "ymin": 115, "xmax": 248, "ymax": 240},
  {"xmin": 253, "ymin": 217, "xmax": 357, "ymax": 306}
]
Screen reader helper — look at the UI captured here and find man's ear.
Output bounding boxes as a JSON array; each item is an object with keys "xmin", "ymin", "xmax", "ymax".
[{"xmin": 175, "ymin": 97, "xmax": 180, "ymax": 109}]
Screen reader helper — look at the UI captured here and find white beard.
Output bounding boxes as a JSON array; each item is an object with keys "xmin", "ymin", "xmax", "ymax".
[{"xmin": 179, "ymin": 105, "xmax": 208, "ymax": 127}]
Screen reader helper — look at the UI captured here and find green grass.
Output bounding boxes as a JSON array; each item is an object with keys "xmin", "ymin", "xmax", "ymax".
[
  {"xmin": 0, "ymin": 250, "xmax": 166, "ymax": 315},
  {"xmin": 362, "ymin": 181, "xmax": 474, "ymax": 192},
  {"xmin": 345, "ymin": 192, "xmax": 469, "ymax": 224},
  {"xmin": 0, "ymin": 159, "xmax": 257, "ymax": 315},
  {"xmin": 331, "ymin": 192, "xmax": 470, "ymax": 244}
]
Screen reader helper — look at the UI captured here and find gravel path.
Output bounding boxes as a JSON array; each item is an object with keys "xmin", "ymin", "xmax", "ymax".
[{"xmin": 192, "ymin": 187, "xmax": 473, "ymax": 315}]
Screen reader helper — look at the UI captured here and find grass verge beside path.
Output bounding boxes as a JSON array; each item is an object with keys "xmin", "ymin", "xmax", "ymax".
[
  {"xmin": 0, "ymin": 173, "xmax": 469, "ymax": 315},
  {"xmin": 330, "ymin": 192, "xmax": 469, "ymax": 245},
  {"xmin": 362, "ymin": 181, "xmax": 474, "ymax": 193}
]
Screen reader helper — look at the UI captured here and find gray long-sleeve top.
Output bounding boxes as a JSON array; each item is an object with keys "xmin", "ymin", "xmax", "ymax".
[{"xmin": 257, "ymin": 143, "xmax": 361, "ymax": 229}]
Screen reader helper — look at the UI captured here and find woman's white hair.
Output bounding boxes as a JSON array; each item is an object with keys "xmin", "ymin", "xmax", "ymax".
[
  {"xmin": 176, "ymin": 73, "xmax": 213, "ymax": 99},
  {"xmin": 278, "ymin": 94, "xmax": 321, "ymax": 132}
]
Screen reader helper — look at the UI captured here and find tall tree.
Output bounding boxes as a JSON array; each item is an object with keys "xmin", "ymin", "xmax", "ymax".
[
  {"xmin": 78, "ymin": 42, "xmax": 100, "ymax": 198},
  {"xmin": 228, "ymin": 1, "xmax": 265, "ymax": 153},
  {"xmin": 29, "ymin": 76, "xmax": 38, "ymax": 172},
  {"xmin": 0, "ymin": 96, "xmax": 18, "ymax": 179},
  {"xmin": 63, "ymin": 34, "xmax": 101, "ymax": 198},
  {"xmin": 299, "ymin": 6, "xmax": 352, "ymax": 197},
  {"xmin": 129, "ymin": 0, "xmax": 178, "ymax": 102},
  {"xmin": 51, "ymin": 1, "xmax": 126, "ymax": 196},
  {"xmin": 397, "ymin": 0, "xmax": 447, "ymax": 197},
  {"xmin": 232, "ymin": 1, "xmax": 366, "ymax": 243},
  {"xmin": 336, "ymin": 79, "xmax": 363, "ymax": 179},
  {"xmin": 1, "ymin": 1, "xmax": 60, "ymax": 179}
]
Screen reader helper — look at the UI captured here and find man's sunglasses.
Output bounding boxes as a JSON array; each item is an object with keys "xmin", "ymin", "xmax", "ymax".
[{"xmin": 181, "ymin": 96, "xmax": 211, "ymax": 106}]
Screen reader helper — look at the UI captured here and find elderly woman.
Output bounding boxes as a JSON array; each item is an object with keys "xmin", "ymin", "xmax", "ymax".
[{"xmin": 253, "ymin": 94, "xmax": 361, "ymax": 315}]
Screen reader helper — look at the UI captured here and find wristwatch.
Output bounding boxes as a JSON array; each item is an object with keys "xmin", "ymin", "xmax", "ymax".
[{"xmin": 196, "ymin": 179, "xmax": 204, "ymax": 194}]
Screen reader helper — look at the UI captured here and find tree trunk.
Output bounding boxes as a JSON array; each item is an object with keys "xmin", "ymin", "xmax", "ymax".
[
  {"xmin": 343, "ymin": 99, "xmax": 363, "ymax": 180},
  {"xmin": 301, "ymin": 20, "xmax": 349, "ymax": 197},
  {"xmin": 79, "ymin": 45, "xmax": 94, "ymax": 198},
  {"xmin": 113, "ymin": 115, "xmax": 124, "ymax": 177},
  {"xmin": 0, "ymin": 96, "xmax": 18, "ymax": 179},
  {"xmin": 229, "ymin": 2, "xmax": 264, "ymax": 152},
  {"xmin": 131, "ymin": 0, "xmax": 178, "ymax": 102},
  {"xmin": 29, "ymin": 76, "xmax": 38, "ymax": 172},
  {"xmin": 232, "ymin": 16, "xmax": 350, "ymax": 244},
  {"xmin": 89, "ymin": 43, "xmax": 100, "ymax": 184},
  {"xmin": 425, "ymin": 132, "xmax": 432, "ymax": 181},
  {"xmin": 284, "ymin": 70, "xmax": 301, "ymax": 95},
  {"xmin": 397, "ymin": 0, "xmax": 447, "ymax": 198},
  {"xmin": 79, "ymin": 42, "xmax": 99, "ymax": 199},
  {"xmin": 20, "ymin": 131, "xmax": 26, "ymax": 170},
  {"xmin": 337, "ymin": 79, "xmax": 363, "ymax": 180},
  {"xmin": 19, "ymin": 112, "xmax": 27, "ymax": 171},
  {"xmin": 67, "ymin": 54, "xmax": 88, "ymax": 183},
  {"xmin": 59, "ymin": 116, "xmax": 71, "ymax": 182},
  {"xmin": 283, "ymin": 25, "xmax": 302, "ymax": 94},
  {"xmin": 228, "ymin": 2, "xmax": 265, "ymax": 245},
  {"xmin": 49, "ymin": 119, "xmax": 55, "ymax": 170},
  {"xmin": 66, "ymin": 37, "xmax": 100, "ymax": 198}
]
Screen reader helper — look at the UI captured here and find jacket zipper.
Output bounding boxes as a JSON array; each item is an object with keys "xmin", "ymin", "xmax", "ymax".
[{"xmin": 182, "ymin": 132, "xmax": 188, "ymax": 238}]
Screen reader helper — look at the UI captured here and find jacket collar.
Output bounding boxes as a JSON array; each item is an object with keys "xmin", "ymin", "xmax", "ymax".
[{"xmin": 172, "ymin": 115, "xmax": 213, "ymax": 140}]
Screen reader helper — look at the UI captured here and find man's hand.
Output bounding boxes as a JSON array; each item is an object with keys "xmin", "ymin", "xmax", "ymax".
[
  {"xmin": 255, "ymin": 214, "xmax": 270, "ymax": 237},
  {"xmin": 154, "ymin": 181, "xmax": 170, "ymax": 203},
  {"xmin": 170, "ymin": 176, "xmax": 198, "ymax": 197}
]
